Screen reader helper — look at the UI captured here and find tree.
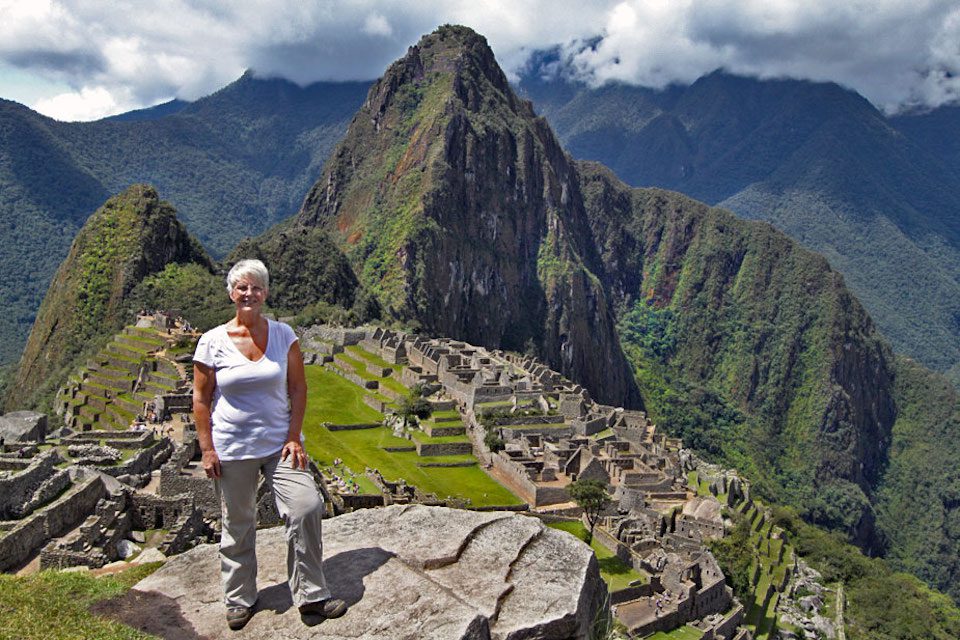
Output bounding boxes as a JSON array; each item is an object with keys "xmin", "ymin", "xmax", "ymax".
[
  {"xmin": 396, "ymin": 385, "xmax": 432, "ymax": 427},
  {"xmin": 484, "ymin": 430, "xmax": 505, "ymax": 452},
  {"xmin": 568, "ymin": 479, "xmax": 612, "ymax": 544}
]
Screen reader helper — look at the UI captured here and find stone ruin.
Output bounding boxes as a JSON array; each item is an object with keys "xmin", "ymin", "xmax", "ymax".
[
  {"xmin": 304, "ymin": 325, "xmax": 756, "ymax": 639},
  {"xmin": 0, "ymin": 409, "xmax": 212, "ymax": 573}
]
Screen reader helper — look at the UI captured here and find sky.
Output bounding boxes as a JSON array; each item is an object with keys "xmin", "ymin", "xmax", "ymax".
[{"xmin": 1, "ymin": 0, "xmax": 958, "ymax": 121}]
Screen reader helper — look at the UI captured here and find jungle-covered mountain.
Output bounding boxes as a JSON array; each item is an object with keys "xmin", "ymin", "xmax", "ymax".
[
  {"xmin": 237, "ymin": 25, "xmax": 960, "ymax": 605},
  {"xmin": 0, "ymin": 73, "xmax": 369, "ymax": 364},
  {"xmin": 4, "ymin": 185, "xmax": 221, "ymax": 411},
  {"xmin": 517, "ymin": 67, "xmax": 960, "ymax": 383}
]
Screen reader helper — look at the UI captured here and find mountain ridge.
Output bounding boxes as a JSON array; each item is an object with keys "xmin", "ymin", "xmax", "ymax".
[{"xmin": 518, "ymin": 70, "xmax": 960, "ymax": 377}]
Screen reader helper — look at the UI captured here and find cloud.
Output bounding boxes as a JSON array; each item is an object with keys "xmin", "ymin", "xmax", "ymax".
[{"xmin": 0, "ymin": 0, "xmax": 958, "ymax": 120}]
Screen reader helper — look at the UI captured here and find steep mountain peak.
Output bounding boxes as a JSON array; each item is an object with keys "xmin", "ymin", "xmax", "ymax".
[
  {"xmin": 5, "ymin": 184, "xmax": 211, "ymax": 411},
  {"xmin": 286, "ymin": 25, "xmax": 641, "ymax": 407}
]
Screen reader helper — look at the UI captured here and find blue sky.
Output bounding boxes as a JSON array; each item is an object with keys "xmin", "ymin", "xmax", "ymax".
[{"xmin": 1, "ymin": 0, "xmax": 958, "ymax": 121}]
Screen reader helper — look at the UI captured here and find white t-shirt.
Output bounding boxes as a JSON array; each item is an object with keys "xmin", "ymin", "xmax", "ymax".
[{"xmin": 193, "ymin": 319, "xmax": 300, "ymax": 460}]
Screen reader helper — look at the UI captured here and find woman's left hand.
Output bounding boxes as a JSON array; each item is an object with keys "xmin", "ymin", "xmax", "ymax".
[{"xmin": 281, "ymin": 440, "xmax": 309, "ymax": 470}]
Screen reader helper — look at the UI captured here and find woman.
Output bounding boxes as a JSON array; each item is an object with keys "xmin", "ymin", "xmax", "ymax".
[{"xmin": 193, "ymin": 259, "xmax": 346, "ymax": 630}]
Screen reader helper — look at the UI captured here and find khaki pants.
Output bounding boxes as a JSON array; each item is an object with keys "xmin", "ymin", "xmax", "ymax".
[{"xmin": 216, "ymin": 454, "xmax": 330, "ymax": 608}]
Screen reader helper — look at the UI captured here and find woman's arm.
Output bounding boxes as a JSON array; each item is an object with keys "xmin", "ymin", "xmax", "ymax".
[
  {"xmin": 281, "ymin": 340, "xmax": 309, "ymax": 470},
  {"xmin": 193, "ymin": 362, "xmax": 221, "ymax": 478}
]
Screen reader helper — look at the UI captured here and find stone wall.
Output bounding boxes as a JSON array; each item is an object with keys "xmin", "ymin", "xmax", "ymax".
[
  {"xmin": 491, "ymin": 452, "xmax": 571, "ymax": 506},
  {"xmin": 415, "ymin": 441, "xmax": 473, "ymax": 456},
  {"xmin": 158, "ymin": 508, "xmax": 207, "ymax": 556},
  {"xmin": 0, "ymin": 473, "xmax": 106, "ymax": 571},
  {"xmin": 0, "ymin": 451, "xmax": 63, "ymax": 519}
]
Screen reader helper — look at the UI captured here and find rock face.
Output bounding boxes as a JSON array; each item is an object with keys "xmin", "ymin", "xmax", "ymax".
[
  {"xmin": 118, "ymin": 505, "xmax": 607, "ymax": 640},
  {"xmin": 285, "ymin": 25, "xmax": 641, "ymax": 408},
  {"xmin": 0, "ymin": 411, "xmax": 46, "ymax": 442}
]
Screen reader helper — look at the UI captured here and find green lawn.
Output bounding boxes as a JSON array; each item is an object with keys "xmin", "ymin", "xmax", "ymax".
[
  {"xmin": 345, "ymin": 345, "xmax": 396, "ymax": 369},
  {"xmin": 410, "ymin": 430, "xmax": 471, "ymax": 444},
  {"xmin": 305, "ymin": 366, "xmax": 383, "ymax": 424},
  {"xmin": 304, "ymin": 367, "xmax": 519, "ymax": 507},
  {"xmin": 547, "ymin": 521, "xmax": 648, "ymax": 591},
  {"xmin": 0, "ymin": 565, "xmax": 161, "ymax": 640},
  {"xmin": 646, "ymin": 625, "xmax": 706, "ymax": 640}
]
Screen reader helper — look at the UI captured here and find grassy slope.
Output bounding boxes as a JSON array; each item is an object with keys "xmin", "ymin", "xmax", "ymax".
[
  {"xmin": 5, "ymin": 185, "xmax": 211, "ymax": 412},
  {"xmin": 302, "ymin": 366, "xmax": 520, "ymax": 507},
  {"xmin": 875, "ymin": 357, "xmax": 960, "ymax": 603},
  {"xmin": 0, "ymin": 565, "xmax": 161, "ymax": 640}
]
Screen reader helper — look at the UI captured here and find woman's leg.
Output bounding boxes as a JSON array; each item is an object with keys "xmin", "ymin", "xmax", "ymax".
[
  {"xmin": 263, "ymin": 455, "xmax": 331, "ymax": 607},
  {"xmin": 216, "ymin": 458, "xmax": 261, "ymax": 608}
]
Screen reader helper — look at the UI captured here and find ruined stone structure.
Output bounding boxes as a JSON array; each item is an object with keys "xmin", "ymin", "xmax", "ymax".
[{"xmin": 306, "ymin": 325, "xmax": 748, "ymax": 638}]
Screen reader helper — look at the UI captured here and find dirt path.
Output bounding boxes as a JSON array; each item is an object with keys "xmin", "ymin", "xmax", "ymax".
[{"xmin": 836, "ymin": 583, "xmax": 846, "ymax": 640}]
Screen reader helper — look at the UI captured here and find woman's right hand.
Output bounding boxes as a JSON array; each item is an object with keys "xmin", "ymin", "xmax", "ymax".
[{"xmin": 202, "ymin": 448, "xmax": 222, "ymax": 479}]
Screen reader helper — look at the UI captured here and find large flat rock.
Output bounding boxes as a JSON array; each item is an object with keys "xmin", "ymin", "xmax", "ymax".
[{"xmin": 103, "ymin": 505, "xmax": 608, "ymax": 639}]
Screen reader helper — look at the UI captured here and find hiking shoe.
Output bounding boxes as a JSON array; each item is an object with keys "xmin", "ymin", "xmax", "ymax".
[
  {"xmin": 299, "ymin": 598, "xmax": 347, "ymax": 619},
  {"xmin": 226, "ymin": 605, "xmax": 253, "ymax": 631}
]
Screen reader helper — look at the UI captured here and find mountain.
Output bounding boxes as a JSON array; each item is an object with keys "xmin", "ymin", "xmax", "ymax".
[
  {"xmin": 578, "ymin": 162, "xmax": 895, "ymax": 547},
  {"xmin": 0, "ymin": 74, "xmax": 369, "ymax": 365},
  {"xmin": 103, "ymin": 99, "xmax": 190, "ymax": 122},
  {"xmin": 517, "ymin": 70, "xmax": 960, "ymax": 379},
  {"xmin": 5, "ymin": 185, "xmax": 213, "ymax": 411},
  {"xmin": 249, "ymin": 25, "xmax": 641, "ymax": 408},
  {"xmin": 249, "ymin": 26, "xmax": 959, "ymax": 600}
]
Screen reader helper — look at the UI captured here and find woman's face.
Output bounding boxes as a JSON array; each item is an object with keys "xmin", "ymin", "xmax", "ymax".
[{"xmin": 230, "ymin": 276, "xmax": 267, "ymax": 312}]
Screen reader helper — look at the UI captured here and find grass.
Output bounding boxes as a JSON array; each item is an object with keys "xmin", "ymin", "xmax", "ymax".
[
  {"xmin": 547, "ymin": 521, "xmax": 647, "ymax": 591},
  {"xmin": 0, "ymin": 564, "xmax": 162, "ymax": 640},
  {"xmin": 409, "ymin": 431, "xmax": 471, "ymax": 444},
  {"xmin": 345, "ymin": 345, "xmax": 395, "ymax": 369},
  {"xmin": 304, "ymin": 366, "xmax": 383, "ymax": 424},
  {"xmin": 304, "ymin": 365, "xmax": 519, "ymax": 507},
  {"xmin": 302, "ymin": 422, "xmax": 518, "ymax": 506},
  {"xmin": 646, "ymin": 625, "xmax": 706, "ymax": 640}
]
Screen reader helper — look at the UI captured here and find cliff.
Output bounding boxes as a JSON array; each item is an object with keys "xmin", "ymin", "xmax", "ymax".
[
  {"xmin": 5, "ymin": 185, "xmax": 212, "ymax": 411},
  {"xmin": 577, "ymin": 162, "xmax": 896, "ymax": 547},
  {"xmin": 287, "ymin": 26, "xmax": 641, "ymax": 408}
]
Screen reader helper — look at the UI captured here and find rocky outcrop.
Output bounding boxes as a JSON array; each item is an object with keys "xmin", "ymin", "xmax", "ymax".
[
  {"xmin": 289, "ymin": 26, "xmax": 641, "ymax": 408},
  {"xmin": 115, "ymin": 504, "xmax": 607, "ymax": 640}
]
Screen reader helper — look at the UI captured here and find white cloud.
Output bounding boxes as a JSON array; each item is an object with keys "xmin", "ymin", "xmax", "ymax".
[
  {"xmin": 1, "ymin": 0, "xmax": 958, "ymax": 120},
  {"xmin": 33, "ymin": 85, "xmax": 132, "ymax": 121},
  {"xmin": 363, "ymin": 13, "xmax": 393, "ymax": 37}
]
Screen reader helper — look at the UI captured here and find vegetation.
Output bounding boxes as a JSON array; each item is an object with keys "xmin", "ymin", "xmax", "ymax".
[
  {"xmin": 568, "ymin": 479, "xmax": 612, "ymax": 544},
  {"xmin": 125, "ymin": 263, "xmax": 230, "ymax": 332},
  {"xmin": 302, "ymin": 365, "xmax": 520, "ymax": 507},
  {"xmin": 0, "ymin": 564, "xmax": 162, "ymax": 640},
  {"xmin": 875, "ymin": 357, "xmax": 960, "ymax": 603},
  {"xmin": 770, "ymin": 506, "xmax": 960, "ymax": 639},
  {"xmin": 521, "ymin": 69, "xmax": 960, "ymax": 379},
  {"xmin": 0, "ymin": 77, "xmax": 369, "ymax": 367},
  {"xmin": 4, "ymin": 185, "xmax": 211, "ymax": 412},
  {"xmin": 395, "ymin": 385, "xmax": 432, "ymax": 427}
]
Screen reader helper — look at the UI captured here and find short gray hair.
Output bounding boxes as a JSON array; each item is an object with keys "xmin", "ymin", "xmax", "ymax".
[{"xmin": 226, "ymin": 259, "xmax": 269, "ymax": 294}]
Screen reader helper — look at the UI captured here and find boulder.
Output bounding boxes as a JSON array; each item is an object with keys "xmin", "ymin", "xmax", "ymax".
[
  {"xmin": 110, "ymin": 504, "xmax": 607, "ymax": 639},
  {"xmin": 0, "ymin": 411, "xmax": 47, "ymax": 443},
  {"xmin": 117, "ymin": 539, "xmax": 141, "ymax": 559}
]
